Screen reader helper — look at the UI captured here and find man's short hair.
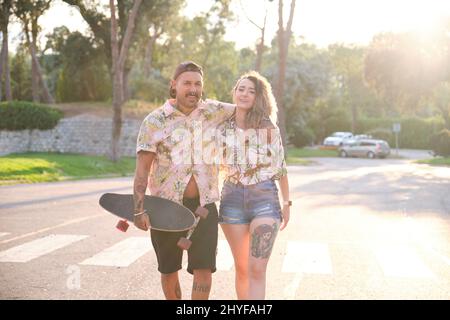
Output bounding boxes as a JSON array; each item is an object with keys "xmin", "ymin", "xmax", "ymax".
[{"xmin": 172, "ymin": 61, "xmax": 203, "ymax": 80}]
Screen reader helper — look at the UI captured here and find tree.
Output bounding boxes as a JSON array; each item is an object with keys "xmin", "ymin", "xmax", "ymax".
[
  {"xmin": 14, "ymin": 0, "xmax": 54, "ymax": 103},
  {"xmin": 328, "ymin": 44, "xmax": 372, "ymax": 132},
  {"xmin": 265, "ymin": 43, "xmax": 332, "ymax": 144},
  {"xmin": 238, "ymin": 0, "xmax": 272, "ymax": 71},
  {"xmin": 275, "ymin": 0, "xmax": 296, "ymax": 150},
  {"xmin": 0, "ymin": 0, "xmax": 12, "ymax": 101},
  {"xmin": 433, "ymin": 82, "xmax": 450, "ymax": 130},
  {"xmin": 135, "ymin": 0, "xmax": 184, "ymax": 78},
  {"xmin": 10, "ymin": 46, "xmax": 32, "ymax": 101},
  {"xmin": 364, "ymin": 32, "xmax": 446, "ymax": 116},
  {"xmin": 109, "ymin": 0, "xmax": 142, "ymax": 161},
  {"xmin": 45, "ymin": 26, "xmax": 110, "ymax": 102},
  {"xmin": 157, "ymin": 3, "xmax": 236, "ymax": 101},
  {"xmin": 62, "ymin": 0, "xmax": 183, "ymax": 100}
]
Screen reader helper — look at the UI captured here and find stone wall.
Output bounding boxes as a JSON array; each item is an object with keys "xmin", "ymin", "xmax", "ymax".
[{"xmin": 0, "ymin": 115, "xmax": 141, "ymax": 157}]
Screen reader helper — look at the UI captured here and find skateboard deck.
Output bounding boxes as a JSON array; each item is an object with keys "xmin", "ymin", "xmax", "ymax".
[{"xmin": 99, "ymin": 193, "xmax": 196, "ymax": 232}]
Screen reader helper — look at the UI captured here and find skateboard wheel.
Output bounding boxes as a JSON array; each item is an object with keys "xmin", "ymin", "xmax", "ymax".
[
  {"xmin": 194, "ymin": 206, "xmax": 209, "ymax": 219},
  {"xmin": 116, "ymin": 219, "xmax": 129, "ymax": 232},
  {"xmin": 177, "ymin": 237, "xmax": 192, "ymax": 250}
]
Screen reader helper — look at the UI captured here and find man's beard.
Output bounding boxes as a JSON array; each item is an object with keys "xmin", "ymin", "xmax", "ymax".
[{"xmin": 179, "ymin": 91, "xmax": 200, "ymax": 108}]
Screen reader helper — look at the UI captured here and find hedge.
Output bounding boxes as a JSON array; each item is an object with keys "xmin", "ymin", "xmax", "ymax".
[
  {"xmin": 429, "ymin": 129, "xmax": 450, "ymax": 157},
  {"xmin": 357, "ymin": 117, "xmax": 445, "ymax": 149},
  {"xmin": 297, "ymin": 116, "xmax": 446, "ymax": 149},
  {"xmin": 0, "ymin": 101, "xmax": 63, "ymax": 131}
]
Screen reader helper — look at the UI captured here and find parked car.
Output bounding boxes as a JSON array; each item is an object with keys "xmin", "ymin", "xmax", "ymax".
[
  {"xmin": 338, "ymin": 139, "xmax": 390, "ymax": 159},
  {"xmin": 323, "ymin": 132, "xmax": 353, "ymax": 146},
  {"xmin": 353, "ymin": 134, "xmax": 372, "ymax": 140}
]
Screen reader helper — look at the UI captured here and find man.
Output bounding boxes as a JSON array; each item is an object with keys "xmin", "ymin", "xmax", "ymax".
[{"xmin": 133, "ymin": 61, "xmax": 235, "ymax": 300}]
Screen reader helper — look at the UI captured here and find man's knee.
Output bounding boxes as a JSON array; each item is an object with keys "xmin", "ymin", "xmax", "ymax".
[{"xmin": 193, "ymin": 269, "xmax": 212, "ymax": 281}]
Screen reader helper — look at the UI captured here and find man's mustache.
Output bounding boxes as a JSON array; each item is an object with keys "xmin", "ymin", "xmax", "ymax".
[{"xmin": 186, "ymin": 91, "xmax": 200, "ymax": 98}]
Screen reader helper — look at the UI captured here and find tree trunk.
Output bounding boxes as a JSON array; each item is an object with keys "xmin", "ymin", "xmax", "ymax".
[
  {"xmin": 275, "ymin": 0, "xmax": 296, "ymax": 151},
  {"xmin": 109, "ymin": 0, "xmax": 142, "ymax": 162},
  {"xmin": 0, "ymin": 33, "xmax": 4, "ymax": 101},
  {"xmin": 30, "ymin": 42, "xmax": 54, "ymax": 104},
  {"xmin": 110, "ymin": 0, "xmax": 122, "ymax": 162},
  {"xmin": 3, "ymin": 28, "xmax": 11, "ymax": 100},
  {"xmin": 144, "ymin": 32, "xmax": 158, "ymax": 78},
  {"xmin": 123, "ymin": 66, "xmax": 131, "ymax": 102},
  {"xmin": 351, "ymin": 103, "xmax": 357, "ymax": 133},
  {"xmin": 31, "ymin": 46, "xmax": 39, "ymax": 102},
  {"xmin": 254, "ymin": 13, "xmax": 267, "ymax": 72}
]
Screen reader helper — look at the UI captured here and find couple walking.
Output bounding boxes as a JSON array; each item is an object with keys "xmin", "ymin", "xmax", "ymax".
[{"xmin": 133, "ymin": 61, "xmax": 291, "ymax": 300}]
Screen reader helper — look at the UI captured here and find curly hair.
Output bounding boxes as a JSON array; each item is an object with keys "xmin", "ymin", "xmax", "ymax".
[{"xmin": 232, "ymin": 71, "xmax": 278, "ymax": 129}]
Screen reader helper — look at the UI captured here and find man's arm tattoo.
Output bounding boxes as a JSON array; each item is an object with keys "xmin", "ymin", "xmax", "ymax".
[{"xmin": 133, "ymin": 176, "xmax": 148, "ymax": 214}]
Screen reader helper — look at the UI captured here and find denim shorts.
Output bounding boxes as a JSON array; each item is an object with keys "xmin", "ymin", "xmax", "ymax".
[{"xmin": 219, "ymin": 179, "xmax": 282, "ymax": 224}]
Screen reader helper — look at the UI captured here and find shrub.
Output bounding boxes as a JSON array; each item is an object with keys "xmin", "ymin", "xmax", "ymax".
[
  {"xmin": 0, "ymin": 101, "xmax": 63, "ymax": 131},
  {"xmin": 429, "ymin": 129, "xmax": 450, "ymax": 157},
  {"xmin": 366, "ymin": 127, "xmax": 394, "ymax": 145},
  {"xmin": 289, "ymin": 126, "xmax": 315, "ymax": 148}
]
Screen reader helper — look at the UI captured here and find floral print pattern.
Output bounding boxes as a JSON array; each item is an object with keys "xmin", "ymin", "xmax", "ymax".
[
  {"xmin": 219, "ymin": 117, "xmax": 288, "ymax": 185},
  {"xmin": 136, "ymin": 99, "xmax": 235, "ymax": 206}
]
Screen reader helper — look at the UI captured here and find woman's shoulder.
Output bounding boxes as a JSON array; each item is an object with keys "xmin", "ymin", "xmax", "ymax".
[
  {"xmin": 259, "ymin": 118, "xmax": 280, "ymax": 142},
  {"xmin": 259, "ymin": 117, "xmax": 277, "ymax": 130}
]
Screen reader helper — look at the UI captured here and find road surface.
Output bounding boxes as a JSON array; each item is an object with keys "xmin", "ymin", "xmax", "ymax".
[{"xmin": 0, "ymin": 157, "xmax": 449, "ymax": 299}]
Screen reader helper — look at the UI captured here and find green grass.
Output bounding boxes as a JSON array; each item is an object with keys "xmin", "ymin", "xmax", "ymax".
[
  {"xmin": 0, "ymin": 153, "xmax": 136, "ymax": 185},
  {"xmin": 286, "ymin": 147, "xmax": 337, "ymax": 165},
  {"xmin": 0, "ymin": 147, "xmax": 336, "ymax": 185},
  {"xmin": 416, "ymin": 157, "xmax": 450, "ymax": 166}
]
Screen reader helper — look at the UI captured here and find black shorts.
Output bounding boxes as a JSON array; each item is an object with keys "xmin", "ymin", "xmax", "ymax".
[{"xmin": 150, "ymin": 197, "xmax": 218, "ymax": 275}]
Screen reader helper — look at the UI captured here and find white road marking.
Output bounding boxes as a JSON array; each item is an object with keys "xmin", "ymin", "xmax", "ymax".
[
  {"xmin": 374, "ymin": 245, "xmax": 435, "ymax": 278},
  {"xmin": 282, "ymin": 241, "xmax": 333, "ymax": 274},
  {"xmin": 0, "ymin": 214, "xmax": 103, "ymax": 245},
  {"xmin": 216, "ymin": 240, "xmax": 234, "ymax": 271},
  {"xmin": 80, "ymin": 237, "xmax": 151, "ymax": 267},
  {"xmin": 283, "ymin": 272, "xmax": 303, "ymax": 300},
  {"xmin": 421, "ymin": 244, "xmax": 450, "ymax": 266},
  {"xmin": 0, "ymin": 234, "xmax": 88, "ymax": 263},
  {"xmin": 182, "ymin": 240, "xmax": 234, "ymax": 271}
]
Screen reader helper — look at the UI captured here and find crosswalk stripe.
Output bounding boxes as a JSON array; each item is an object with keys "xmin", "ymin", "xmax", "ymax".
[
  {"xmin": 283, "ymin": 272, "xmax": 303, "ymax": 299},
  {"xmin": 182, "ymin": 240, "xmax": 234, "ymax": 271},
  {"xmin": 0, "ymin": 234, "xmax": 88, "ymax": 263},
  {"xmin": 282, "ymin": 241, "xmax": 333, "ymax": 274},
  {"xmin": 374, "ymin": 244, "xmax": 435, "ymax": 278},
  {"xmin": 217, "ymin": 240, "xmax": 234, "ymax": 271},
  {"xmin": 80, "ymin": 237, "xmax": 151, "ymax": 267},
  {"xmin": 0, "ymin": 232, "xmax": 10, "ymax": 238}
]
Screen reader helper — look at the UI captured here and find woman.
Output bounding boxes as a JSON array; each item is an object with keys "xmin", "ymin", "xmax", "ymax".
[{"xmin": 219, "ymin": 71, "xmax": 291, "ymax": 300}]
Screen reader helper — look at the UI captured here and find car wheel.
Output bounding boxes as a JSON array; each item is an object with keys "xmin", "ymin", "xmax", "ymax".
[
  {"xmin": 339, "ymin": 150, "xmax": 347, "ymax": 158},
  {"xmin": 367, "ymin": 151, "xmax": 375, "ymax": 159}
]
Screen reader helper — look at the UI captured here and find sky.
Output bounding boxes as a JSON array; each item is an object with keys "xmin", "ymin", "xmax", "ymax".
[{"xmin": 8, "ymin": 0, "xmax": 450, "ymax": 51}]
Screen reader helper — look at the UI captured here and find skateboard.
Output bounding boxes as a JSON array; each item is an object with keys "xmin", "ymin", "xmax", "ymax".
[{"xmin": 99, "ymin": 193, "xmax": 209, "ymax": 250}]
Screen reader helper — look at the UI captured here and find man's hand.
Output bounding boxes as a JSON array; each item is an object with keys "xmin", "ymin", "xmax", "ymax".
[
  {"xmin": 134, "ymin": 213, "xmax": 150, "ymax": 231},
  {"xmin": 133, "ymin": 151, "xmax": 155, "ymax": 232}
]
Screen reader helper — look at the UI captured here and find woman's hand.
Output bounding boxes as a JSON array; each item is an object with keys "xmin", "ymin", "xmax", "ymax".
[{"xmin": 280, "ymin": 205, "xmax": 290, "ymax": 231}]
